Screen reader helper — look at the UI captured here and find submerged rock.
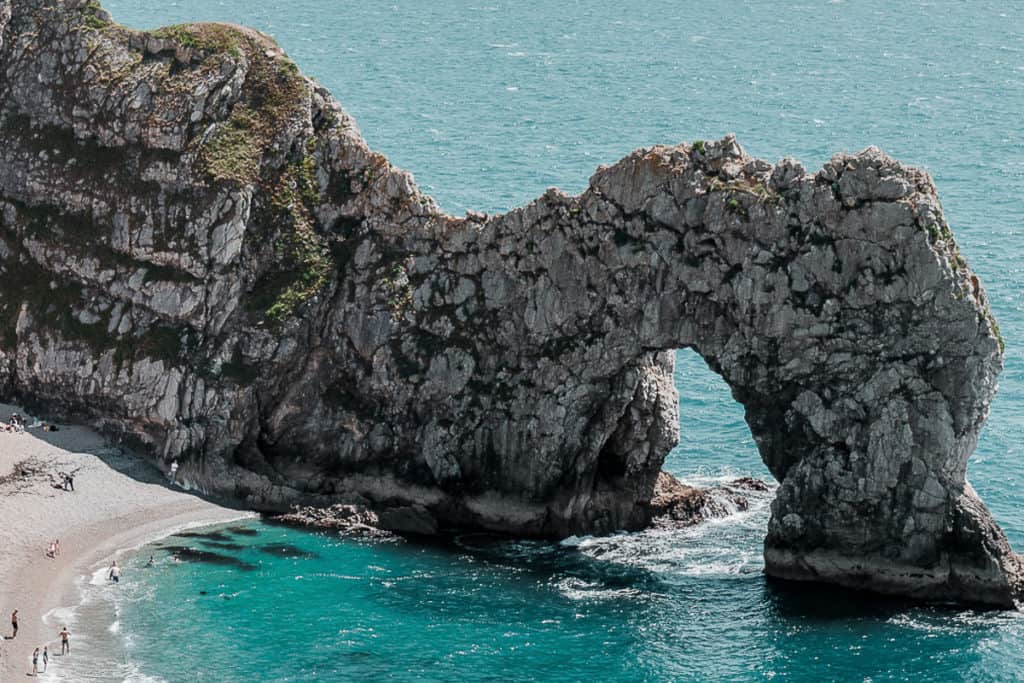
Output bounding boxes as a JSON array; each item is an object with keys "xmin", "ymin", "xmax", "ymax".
[
  {"xmin": 0, "ymin": 0, "xmax": 1019, "ymax": 605},
  {"xmin": 276, "ymin": 504, "xmax": 399, "ymax": 540}
]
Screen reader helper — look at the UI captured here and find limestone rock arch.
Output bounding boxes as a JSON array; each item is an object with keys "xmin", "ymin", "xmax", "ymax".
[{"xmin": 0, "ymin": 0, "xmax": 1018, "ymax": 605}]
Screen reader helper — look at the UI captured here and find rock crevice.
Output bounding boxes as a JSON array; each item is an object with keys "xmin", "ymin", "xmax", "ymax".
[{"xmin": 0, "ymin": 0, "xmax": 1018, "ymax": 605}]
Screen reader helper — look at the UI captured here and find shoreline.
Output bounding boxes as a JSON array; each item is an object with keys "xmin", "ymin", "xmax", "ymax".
[{"xmin": 0, "ymin": 402, "xmax": 249, "ymax": 680}]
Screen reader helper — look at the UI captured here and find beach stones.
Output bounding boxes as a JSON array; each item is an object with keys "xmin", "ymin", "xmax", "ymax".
[{"xmin": 0, "ymin": 0, "xmax": 1018, "ymax": 606}]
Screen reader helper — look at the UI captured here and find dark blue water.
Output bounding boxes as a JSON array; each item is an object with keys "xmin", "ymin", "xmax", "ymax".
[{"xmin": 54, "ymin": 1, "xmax": 1024, "ymax": 680}]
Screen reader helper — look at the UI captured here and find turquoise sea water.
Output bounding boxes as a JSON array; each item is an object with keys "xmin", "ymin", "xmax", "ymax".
[{"xmin": 53, "ymin": 0, "xmax": 1024, "ymax": 680}]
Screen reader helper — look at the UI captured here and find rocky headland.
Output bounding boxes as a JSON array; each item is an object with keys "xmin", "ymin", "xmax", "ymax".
[{"xmin": 0, "ymin": 0, "xmax": 1019, "ymax": 606}]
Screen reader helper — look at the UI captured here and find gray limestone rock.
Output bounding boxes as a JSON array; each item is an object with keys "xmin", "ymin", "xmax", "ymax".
[{"xmin": 0, "ymin": 0, "xmax": 1019, "ymax": 606}]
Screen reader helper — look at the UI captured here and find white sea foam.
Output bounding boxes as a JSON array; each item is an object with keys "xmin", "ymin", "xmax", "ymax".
[
  {"xmin": 43, "ymin": 604, "xmax": 78, "ymax": 629},
  {"xmin": 551, "ymin": 472, "xmax": 776, "ymax": 581},
  {"xmin": 88, "ymin": 565, "xmax": 111, "ymax": 587},
  {"xmin": 555, "ymin": 576, "xmax": 645, "ymax": 602},
  {"xmin": 559, "ymin": 534, "xmax": 592, "ymax": 548}
]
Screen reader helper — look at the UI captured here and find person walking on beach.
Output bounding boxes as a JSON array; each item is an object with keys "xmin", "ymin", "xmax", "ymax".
[
  {"xmin": 42, "ymin": 645, "xmax": 48, "ymax": 672},
  {"xmin": 54, "ymin": 539, "xmax": 60, "ymax": 557},
  {"xmin": 10, "ymin": 609, "xmax": 17, "ymax": 638},
  {"xmin": 109, "ymin": 560, "xmax": 121, "ymax": 583},
  {"xmin": 31, "ymin": 646, "xmax": 39, "ymax": 675},
  {"xmin": 59, "ymin": 626, "xmax": 70, "ymax": 655},
  {"xmin": 169, "ymin": 459, "xmax": 179, "ymax": 484}
]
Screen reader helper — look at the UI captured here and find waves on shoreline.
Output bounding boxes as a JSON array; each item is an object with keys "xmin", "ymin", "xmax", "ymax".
[{"xmin": 37, "ymin": 515, "xmax": 256, "ymax": 683}]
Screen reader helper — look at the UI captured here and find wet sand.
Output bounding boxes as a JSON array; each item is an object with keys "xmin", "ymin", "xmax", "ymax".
[{"xmin": 0, "ymin": 402, "xmax": 249, "ymax": 680}]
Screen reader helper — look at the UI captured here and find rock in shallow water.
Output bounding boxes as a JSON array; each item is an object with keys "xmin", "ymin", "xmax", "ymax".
[
  {"xmin": 650, "ymin": 471, "xmax": 753, "ymax": 526},
  {"xmin": 0, "ymin": 0, "xmax": 1019, "ymax": 606},
  {"xmin": 275, "ymin": 504, "xmax": 399, "ymax": 541}
]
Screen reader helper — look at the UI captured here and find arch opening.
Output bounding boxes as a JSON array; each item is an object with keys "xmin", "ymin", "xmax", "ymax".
[{"xmin": 664, "ymin": 348, "xmax": 770, "ymax": 485}]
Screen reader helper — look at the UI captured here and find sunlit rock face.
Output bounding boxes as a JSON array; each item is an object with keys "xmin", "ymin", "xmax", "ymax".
[{"xmin": 0, "ymin": 0, "xmax": 1018, "ymax": 605}]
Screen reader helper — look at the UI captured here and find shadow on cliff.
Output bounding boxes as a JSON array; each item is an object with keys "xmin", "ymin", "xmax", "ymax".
[{"xmin": 0, "ymin": 400, "xmax": 249, "ymax": 511}]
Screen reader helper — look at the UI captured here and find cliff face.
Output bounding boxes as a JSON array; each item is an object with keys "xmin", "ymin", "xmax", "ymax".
[{"xmin": 0, "ymin": 0, "xmax": 1019, "ymax": 605}]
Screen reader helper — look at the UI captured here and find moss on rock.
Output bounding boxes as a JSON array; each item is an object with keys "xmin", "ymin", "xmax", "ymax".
[
  {"xmin": 192, "ymin": 30, "xmax": 309, "ymax": 185},
  {"xmin": 150, "ymin": 24, "xmax": 244, "ymax": 56},
  {"xmin": 200, "ymin": 107, "xmax": 263, "ymax": 185},
  {"xmin": 261, "ymin": 161, "xmax": 333, "ymax": 323}
]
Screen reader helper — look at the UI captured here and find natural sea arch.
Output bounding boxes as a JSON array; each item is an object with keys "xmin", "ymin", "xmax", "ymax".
[
  {"xmin": 0, "ymin": 2, "xmax": 1017, "ymax": 605},
  {"xmin": 375, "ymin": 136, "xmax": 1017, "ymax": 607}
]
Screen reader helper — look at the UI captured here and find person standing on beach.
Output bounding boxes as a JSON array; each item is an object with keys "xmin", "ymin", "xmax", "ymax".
[
  {"xmin": 10, "ymin": 609, "xmax": 17, "ymax": 638},
  {"xmin": 59, "ymin": 626, "xmax": 70, "ymax": 655},
  {"xmin": 109, "ymin": 560, "xmax": 121, "ymax": 583},
  {"xmin": 31, "ymin": 646, "xmax": 39, "ymax": 675},
  {"xmin": 42, "ymin": 645, "xmax": 48, "ymax": 672}
]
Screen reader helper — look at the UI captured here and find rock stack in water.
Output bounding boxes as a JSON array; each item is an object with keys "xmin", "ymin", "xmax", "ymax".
[{"xmin": 0, "ymin": 0, "xmax": 1018, "ymax": 605}]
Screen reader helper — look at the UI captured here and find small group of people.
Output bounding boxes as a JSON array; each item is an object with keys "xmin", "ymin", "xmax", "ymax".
[
  {"xmin": 1, "ymin": 412, "xmax": 25, "ymax": 433},
  {"xmin": 29, "ymin": 627, "xmax": 70, "ymax": 676},
  {"xmin": 9, "ymin": 608, "xmax": 72, "ymax": 677},
  {"xmin": 44, "ymin": 539, "xmax": 61, "ymax": 559},
  {"xmin": 30, "ymin": 645, "xmax": 48, "ymax": 675},
  {"xmin": 1, "ymin": 411, "xmax": 60, "ymax": 434}
]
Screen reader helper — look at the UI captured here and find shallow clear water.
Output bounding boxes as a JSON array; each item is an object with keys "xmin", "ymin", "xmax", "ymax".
[{"xmin": 53, "ymin": 0, "xmax": 1024, "ymax": 680}]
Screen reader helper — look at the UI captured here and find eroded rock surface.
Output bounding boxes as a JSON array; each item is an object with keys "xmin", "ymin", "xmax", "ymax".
[
  {"xmin": 649, "ymin": 471, "xmax": 764, "ymax": 526},
  {"xmin": 274, "ymin": 504, "xmax": 401, "ymax": 541},
  {"xmin": 0, "ymin": 0, "xmax": 1019, "ymax": 605}
]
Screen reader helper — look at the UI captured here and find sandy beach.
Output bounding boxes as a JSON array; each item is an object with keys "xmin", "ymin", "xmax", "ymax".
[{"xmin": 0, "ymin": 402, "xmax": 250, "ymax": 680}]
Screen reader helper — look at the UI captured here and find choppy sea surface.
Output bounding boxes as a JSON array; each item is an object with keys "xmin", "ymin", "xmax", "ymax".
[{"xmin": 46, "ymin": 0, "xmax": 1024, "ymax": 680}]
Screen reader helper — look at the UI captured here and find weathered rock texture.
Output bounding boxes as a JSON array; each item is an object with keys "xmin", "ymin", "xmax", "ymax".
[
  {"xmin": 0, "ymin": 0, "xmax": 1019, "ymax": 605},
  {"xmin": 649, "ymin": 471, "xmax": 764, "ymax": 526}
]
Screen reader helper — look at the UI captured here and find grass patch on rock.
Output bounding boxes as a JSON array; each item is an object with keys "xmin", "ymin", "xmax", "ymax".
[
  {"xmin": 192, "ymin": 32, "xmax": 308, "ymax": 185},
  {"xmin": 260, "ymin": 161, "xmax": 333, "ymax": 323},
  {"xmin": 80, "ymin": 0, "xmax": 113, "ymax": 31},
  {"xmin": 201, "ymin": 107, "xmax": 263, "ymax": 185},
  {"xmin": 150, "ymin": 24, "xmax": 243, "ymax": 56}
]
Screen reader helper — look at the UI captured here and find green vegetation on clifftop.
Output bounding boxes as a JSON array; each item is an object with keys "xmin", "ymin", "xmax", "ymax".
[
  {"xmin": 150, "ymin": 24, "xmax": 243, "ymax": 56},
  {"xmin": 192, "ymin": 29, "xmax": 308, "ymax": 185}
]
